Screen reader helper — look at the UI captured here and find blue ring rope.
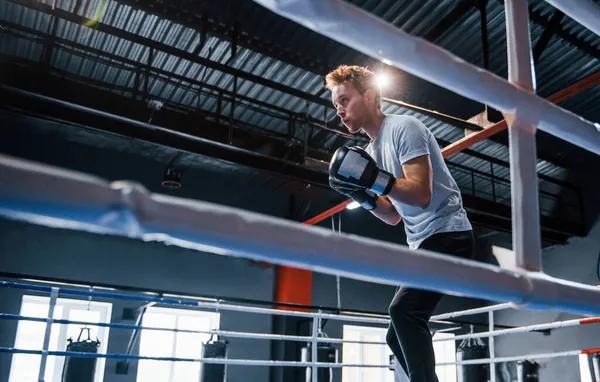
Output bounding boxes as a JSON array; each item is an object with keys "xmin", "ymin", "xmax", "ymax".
[
  {"xmin": 0, "ymin": 347, "xmax": 225, "ymax": 363},
  {"xmin": 0, "ymin": 281, "xmax": 211, "ymax": 308},
  {"xmin": 0, "ymin": 348, "xmax": 356, "ymax": 368},
  {"xmin": 0, "ymin": 313, "xmax": 214, "ymax": 336},
  {"xmin": 0, "ymin": 314, "xmax": 320, "ymax": 343},
  {"xmin": 0, "ymin": 280, "xmax": 394, "ymax": 325}
]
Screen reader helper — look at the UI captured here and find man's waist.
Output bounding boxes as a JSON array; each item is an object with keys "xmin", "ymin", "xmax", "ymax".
[{"xmin": 403, "ymin": 211, "xmax": 471, "ymax": 235}]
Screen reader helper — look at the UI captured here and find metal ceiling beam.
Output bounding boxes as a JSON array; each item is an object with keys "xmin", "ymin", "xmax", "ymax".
[
  {"xmin": 423, "ymin": 0, "xmax": 478, "ymax": 42},
  {"xmin": 181, "ymin": 0, "xmax": 589, "ymax": 171},
  {"xmin": 436, "ymin": 138, "xmax": 579, "ymax": 190},
  {"xmin": 8, "ymin": 0, "xmax": 332, "ymax": 108},
  {"xmin": 8, "ymin": 19, "xmax": 363, "ymax": 146},
  {"xmin": 479, "ymin": 0, "xmax": 490, "ymax": 70},
  {"xmin": 113, "ymin": 0, "xmax": 330, "ymax": 74},
  {"xmin": 0, "ymin": 58, "xmax": 337, "ymax": 161},
  {"xmin": 533, "ymin": 10, "xmax": 565, "ymax": 63},
  {"xmin": 0, "ymin": 79, "xmax": 584, "ymax": 242},
  {"xmin": 495, "ymin": 0, "xmax": 600, "ymax": 60},
  {"xmin": 10, "ymin": 0, "xmax": 482, "ymax": 144},
  {"xmin": 0, "ymin": 83, "xmax": 331, "ymax": 187},
  {"xmin": 5, "ymin": 0, "xmax": 584, "ymax": 172},
  {"xmin": 99, "ymin": 0, "xmax": 496, "ymax": 132},
  {"xmin": 461, "ymin": 194, "xmax": 572, "ymax": 245}
]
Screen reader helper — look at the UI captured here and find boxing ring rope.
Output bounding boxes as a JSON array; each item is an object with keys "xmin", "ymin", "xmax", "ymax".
[
  {"xmin": 0, "ymin": 281, "xmax": 390, "ymax": 325},
  {"xmin": 1, "ymin": 348, "xmax": 389, "ymax": 368},
  {"xmin": 437, "ymin": 348, "xmax": 600, "ymax": 367},
  {"xmin": 436, "ymin": 316, "xmax": 600, "ymax": 343},
  {"xmin": 3, "ymin": 346, "xmax": 599, "ymax": 369},
  {"xmin": 6, "ymin": 302, "xmax": 593, "ymax": 346},
  {"xmin": 431, "ymin": 303, "xmax": 515, "ymax": 321},
  {"xmin": 0, "ymin": 280, "xmax": 521, "ymax": 346},
  {"xmin": 0, "ymin": 280, "xmax": 516, "ymax": 333},
  {"xmin": 4, "ymin": 148, "xmax": 600, "ymax": 307},
  {"xmin": 1, "ymin": 279, "xmax": 598, "ymax": 373},
  {"xmin": 251, "ymin": 0, "xmax": 600, "ymax": 156},
  {"xmin": 543, "ymin": 0, "xmax": 600, "ymax": 37},
  {"xmin": 4, "ymin": 154, "xmax": 600, "ymax": 316},
  {"xmin": 303, "ymin": 69, "xmax": 600, "ymax": 227},
  {"xmin": 0, "ymin": 313, "xmax": 352, "ymax": 345},
  {"xmin": 1, "ymin": 0, "xmax": 600, "ymax": 380}
]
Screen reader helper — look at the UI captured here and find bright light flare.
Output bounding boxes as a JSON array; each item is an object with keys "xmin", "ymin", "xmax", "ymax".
[
  {"xmin": 346, "ymin": 201, "xmax": 361, "ymax": 210},
  {"xmin": 376, "ymin": 73, "xmax": 391, "ymax": 89}
]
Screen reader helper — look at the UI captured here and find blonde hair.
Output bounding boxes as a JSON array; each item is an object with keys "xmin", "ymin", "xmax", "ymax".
[{"xmin": 325, "ymin": 65, "xmax": 381, "ymax": 107}]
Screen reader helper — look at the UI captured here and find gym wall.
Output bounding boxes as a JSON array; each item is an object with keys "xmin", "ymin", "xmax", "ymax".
[
  {"xmin": 0, "ymin": 111, "xmax": 481, "ymax": 382},
  {"xmin": 489, "ymin": 170, "xmax": 600, "ymax": 382},
  {"xmin": 2, "ymin": 109, "xmax": 599, "ymax": 382}
]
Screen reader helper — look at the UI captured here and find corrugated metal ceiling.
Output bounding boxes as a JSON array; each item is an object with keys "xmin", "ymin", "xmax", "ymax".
[{"xmin": 1, "ymin": 0, "xmax": 597, "ymax": 227}]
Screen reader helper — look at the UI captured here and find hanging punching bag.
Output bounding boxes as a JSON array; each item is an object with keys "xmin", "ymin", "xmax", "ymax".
[
  {"xmin": 456, "ymin": 335, "xmax": 488, "ymax": 382},
  {"xmin": 301, "ymin": 342, "xmax": 337, "ymax": 382},
  {"xmin": 517, "ymin": 360, "xmax": 539, "ymax": 382},
  {"xmin": 200, "ymin": 335, "xmax": 228, "ymax": 382},
  {"xmin": 61, "ymin": 328, "xmax": 100, "ymax": 382},
  {"xmin": 592, "ymin": 354, "xmax": 600, "ymax": 382}
]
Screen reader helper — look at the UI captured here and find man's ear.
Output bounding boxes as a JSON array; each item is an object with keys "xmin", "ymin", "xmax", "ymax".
[{"xmin": 364, "ymin": 89, "xmax": 376, "ymax": 105}]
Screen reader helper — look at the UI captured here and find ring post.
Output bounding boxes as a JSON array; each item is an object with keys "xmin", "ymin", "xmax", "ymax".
[{"xmin": 505, "ymin": 0, "xmax": 542, "ymax": 272}]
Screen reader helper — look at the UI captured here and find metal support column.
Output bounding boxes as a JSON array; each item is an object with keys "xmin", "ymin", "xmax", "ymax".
[
  {"xmin": 504, "ymin": 0, "xmax": 543, "ymax": 272},
  {"xmin": 38, "ymin": 287, "xmax": 58, "ymax": 382},
  {"xmin": 229, "ymin": 76, "xmax": 238, "ymax": 144},
  {"xmin": 311, "ymin": 315, "xmax": 319, "ymax": 382},
  {"xmin": 489, "ymin": 310, "xmax": 496, "ymax": 382}
]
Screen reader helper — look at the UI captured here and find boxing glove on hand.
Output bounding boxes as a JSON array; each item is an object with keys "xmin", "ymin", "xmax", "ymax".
[
  {"xmin": 329, "ymin": 146, "xmax": 395, "ymax": 196},
  {"xmin": 329, "ymin": 176, "xmax": 378, "ymax": 211}
]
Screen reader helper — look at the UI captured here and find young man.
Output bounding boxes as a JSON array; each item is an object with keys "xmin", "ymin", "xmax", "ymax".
[{"xmin": 325, "ymin": 65, "xmax": 475, "ymax": 382}]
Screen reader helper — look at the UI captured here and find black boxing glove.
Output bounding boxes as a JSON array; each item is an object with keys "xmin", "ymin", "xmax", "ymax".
[
  {"xmin": 329, "ymin": 176, "xmax": 378, "ymax": 211},
  {"xmin": 329, "ymin": 146, "xmax": 395, "ymax": 196}
]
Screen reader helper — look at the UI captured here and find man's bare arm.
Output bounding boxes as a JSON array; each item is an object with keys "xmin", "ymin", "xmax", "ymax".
[
  {"xmin": 369, "ymin": 196, "xmax": 402, "ymax": 225},
  {"xmin": 387, "ymin": 155, "xmax": 433, "ymax": 209}
]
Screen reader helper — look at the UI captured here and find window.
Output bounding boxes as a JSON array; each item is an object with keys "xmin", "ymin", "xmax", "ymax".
[
  {"xmin": 8, "ymin": 295, "xmax": 112, "ymax": 382},
  {"xmin": 341, "ymin": 325, "xmax": 457, "ymax": 382},
  {"xmin": 136, "ymin": 306, "xmax": 221, "ymax": 382},
  {"xmin": 342, "ymin": 325, "xmax": 394, "ymax": 382},
  {"xmin": 433, "ymin": 332, "xmax": 457, "ymax": 382},
  {"xmin": 579, "ymin": 353, "xmax": 594, "ymax": 382}
]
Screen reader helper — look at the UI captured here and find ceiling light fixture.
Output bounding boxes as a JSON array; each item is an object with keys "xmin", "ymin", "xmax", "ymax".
[
  {"xmin": 346, "ymin": 201, "xmax": 361, "ymax": 210},
  {"xmin": 376, "ymin": 73, "xmax": 391, "ymax": 89}
]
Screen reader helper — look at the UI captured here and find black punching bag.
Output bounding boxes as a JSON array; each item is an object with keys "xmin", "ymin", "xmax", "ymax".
[
  {"xmin": 61, "ymin": 328, "xmax": 100, "ymax": 382},
  {"xmin": 456, "ymin": 336, "xmax": 488, "ymax": 382},
  {"xmin": 593, "ymin": 354, "xmax": 600, "ymax": 382},
  {"xmin": 517, "ymin": 360, "xmax": 539, "ymax": 382},
  {"xmin": 200, "ymin": 335, "xmax": 228, "ymax": 382},
  {"xmin": 301, "ymin": 343, "xmax": 337, "ymax": 382}
]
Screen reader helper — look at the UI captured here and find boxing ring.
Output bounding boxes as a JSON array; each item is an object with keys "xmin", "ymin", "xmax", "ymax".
[
  {"xmin": 1, "ymin": 279, "xmax": 600, "ymax": 381},
  {"xmin": 1, "ymin": 0, "xmax": 600, "ymax": 381}
]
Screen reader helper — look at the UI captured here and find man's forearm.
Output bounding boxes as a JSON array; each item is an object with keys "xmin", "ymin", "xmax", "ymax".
[
  {"xmin": 387, "ymin": 177, "xmax": 432, "ymax": 208},
  {"xmin": 370, "ymin": 196, "xmax": 402, "ymax": 225},
  {"xmin": 368, "ymin": 177, "xmax": 429, "ymax": 225}
]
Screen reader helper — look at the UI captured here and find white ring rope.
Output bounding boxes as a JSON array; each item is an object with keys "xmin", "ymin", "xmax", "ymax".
[
  {"xmin": 2, "ymin": 281, "xmax": 598, "ymax": 350},
  {"xmin": 250, "ymin": 0, "xmax": 600, "ymax": 156},
  {"xmin": 2, "ymin": 347, "xmax": 597, "ymax": 368},
  {"xmin": 3, "ymin": 154, "xmax": 600, "ymax": 316},
  {"xmin": 1, "ymin": 1, "xmax": 599, "ymax": 377}
]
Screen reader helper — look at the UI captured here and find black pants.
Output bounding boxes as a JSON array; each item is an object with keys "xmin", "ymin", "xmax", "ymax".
[{"xmin": 386, "ymin": 230, "xmax": 475, "ymax": 382}]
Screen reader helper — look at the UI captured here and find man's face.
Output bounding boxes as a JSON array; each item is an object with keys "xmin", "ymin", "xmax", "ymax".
[{"xmin": 331, "ymin": 83, "xmax": 368, "ymax": 134}]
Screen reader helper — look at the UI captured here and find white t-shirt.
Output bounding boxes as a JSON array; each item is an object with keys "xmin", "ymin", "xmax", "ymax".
[{"xmin": 365, "ymin": 115, "xmax": 472, "ymax": 249}]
